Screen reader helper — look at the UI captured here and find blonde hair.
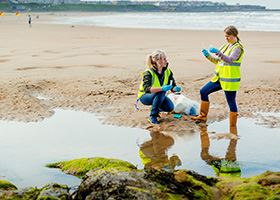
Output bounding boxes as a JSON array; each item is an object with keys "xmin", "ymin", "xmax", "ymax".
[
  {"xmin": 224, "ymin": 25, "xmax": 240, "ymax": 42},
  {"xmin": 146, "ymin": 50, "xmax": 166, "ymax": 68}
]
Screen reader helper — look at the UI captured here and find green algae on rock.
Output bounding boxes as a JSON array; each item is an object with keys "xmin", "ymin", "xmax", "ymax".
[
  {"xmin": 73, "ymin": 168, "xmax": 215, "ymax": 200},
  {"xmin": 145, "ymin": 168, "xmax": 215, "ymax": 200},
  {"xmin": 37, "ymin": 183, "xmax": 70, "ymax": 200},
  {"xmin": 18, "ymin": 187, "xmax": 41, "ymax": 200},
  {"xmin": 252, "ymin": 171, "xmax": 280, "ymax": 186},
  {"xmin": 74, "ymin": 169, "xmax": 157, "ymax": 199},
  {"xmin": 47, "ymin": 157, "xmax": 137, "ymax": 178},
  {"xmin": 0, "ymin": 180, "xmax": 17, "ymax": 190},
  {"xmin": 216, "ymin": 171, "xmax": 280, "ymax": 200},
  {"xmin": 0, "ymin": 183, "xmax": 70, "ymax": 200}
]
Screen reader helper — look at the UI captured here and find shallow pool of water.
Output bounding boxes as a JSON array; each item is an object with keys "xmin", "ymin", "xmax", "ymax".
[
  {"xmin": 0, "ymin": 110, "xmax": 279, "ymax": 188},
  {"xmin": 0, "ymin": 109, "xmax": 149, "ymax": 188}
]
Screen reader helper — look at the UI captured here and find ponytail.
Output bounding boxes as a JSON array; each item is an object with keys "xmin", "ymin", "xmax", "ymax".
[
  {"xmin": 146, "ymin": 50, "xmax": 166, "ymax": 69},
  {"xmin": 146, "ymin": 55, "xmax": 153, "ymax": 68},
  {"xmin": 237, "ymin": 36, "xmax": 240, "ymax": 42}
]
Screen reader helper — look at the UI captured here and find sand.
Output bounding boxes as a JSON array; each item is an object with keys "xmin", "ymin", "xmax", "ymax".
[{"xmin": 0, "ymin": 12, "xmax": 279, "ymax": 132}]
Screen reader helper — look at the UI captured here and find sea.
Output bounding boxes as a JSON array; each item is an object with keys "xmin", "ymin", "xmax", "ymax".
[{"xmin": 52, "ymin": 11, "xmax": 280, "ymax": 32}]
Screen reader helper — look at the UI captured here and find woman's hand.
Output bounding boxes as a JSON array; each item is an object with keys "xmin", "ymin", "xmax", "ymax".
[
  {"xmin": 162, "ymin": 85, "xmax": 172, "ymax": 92},
  {"xmin": 173, "ymin": 86, "xmax": 182, "ymax": 93},
  {"xmin": 202, "ymin": 49, "xmax": 210, "ymax": 57},
  {"xmin": 209, "ymin": 47, "xmax": 219, "ymax": 54}
]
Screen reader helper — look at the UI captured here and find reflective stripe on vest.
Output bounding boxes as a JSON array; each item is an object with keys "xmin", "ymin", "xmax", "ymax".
[
  {"xmin": 137, "ymin": 68, "xmax": 171, "ymax": 99},
  {"xmin": 220, "ymin": 78, "xmax": 241, "ymax": 82},
  {"xmin": 211, "ymin": 42, "xmax": 244, "ymax": 91},
  {"xmin": 219, "ymin": 62, "xmax": 241, "ymax": 67}
]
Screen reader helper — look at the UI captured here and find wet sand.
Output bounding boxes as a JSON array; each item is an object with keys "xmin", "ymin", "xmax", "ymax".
[{"xmin": 0, "ymin": 12, "xmax": 279, "ymax": 131}]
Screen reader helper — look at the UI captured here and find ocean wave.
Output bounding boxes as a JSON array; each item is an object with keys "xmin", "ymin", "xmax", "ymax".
[{"xmin": 52, "ymin": 11, "xmax": 280, "ymax": 32}]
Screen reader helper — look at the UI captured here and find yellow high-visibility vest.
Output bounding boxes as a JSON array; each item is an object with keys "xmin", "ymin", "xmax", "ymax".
[
  {"xmin": 211, "ymin": 42, "xmax": 244, "ymax": 91},
  {"xmin": 137, "ymin": 68, "xmax": 171, "ymax": 99}
]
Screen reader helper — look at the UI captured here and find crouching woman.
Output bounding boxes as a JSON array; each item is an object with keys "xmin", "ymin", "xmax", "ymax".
[{"xmin": 137, "ymin": 50, "xmax": 181, "ymax": 124}]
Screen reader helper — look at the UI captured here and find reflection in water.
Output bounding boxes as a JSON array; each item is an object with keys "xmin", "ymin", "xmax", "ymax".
[
  {"xmin": 139, "ymin": 131, "xmax": 181, "ymax": 172},
  {"xmin": 199, "ymin": 124, "xmax": 241, "ymax": 177}
]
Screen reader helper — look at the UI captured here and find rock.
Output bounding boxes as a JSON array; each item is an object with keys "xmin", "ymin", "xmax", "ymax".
[
  {"xmin": 229, "ymin": 182, "xmax": 270, "ymax": 199},
  {"xmin": 73, "ymin": 169, "xmax": 156, "ymax": 200},
  {"xmin": 0, "ymin": 191, "xmax": 21, "ymax": 200},
  {"xmin": 47, "ymin": 157, "xmax": 137, "ymax": 178},
  {"xmin": 0, "ymin": 182, "xmax": 71, "ymax": 200},
  {"xmin": 217, "ymin": 171, "xmax": 280, "ymax": 199},
  {"xmin": 257, "ymin": 171, "xmax": 280, "ymax": 186},
  {"xmin": 0, "ymin": 180, "xmax": 17, "ymax": 190},
  {"xmin": 37, "ymin": 183, "xmax": 70, "ymax": 200},
  {"xmin": 73, "ymin": 167, "xmax": 216, "ymax": 199},
  {"xmin": 145, "ymin": 169, "xmax": 214, "ymax": 200},
  {"xmin": 18, "ymin": 187, "xmax": 41, "ymax": 200}
]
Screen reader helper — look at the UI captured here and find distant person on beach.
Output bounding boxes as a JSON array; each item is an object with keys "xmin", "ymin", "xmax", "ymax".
[
  {"xmin": 28, "ymin": 14, "xmax": 32, "ymax": 28},
  {"xmin": 137, "ymin": 50, "xmax": 182, "ymax": 124},
  {"xmin": 192, "ymin": 26, "xmax": 244, "ymax": 131}
]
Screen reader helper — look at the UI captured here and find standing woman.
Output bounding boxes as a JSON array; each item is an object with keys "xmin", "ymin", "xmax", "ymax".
[
  {"xmin": 137, "ymin": 50, "xmax": 182, "ymax": 124},
  {"xmin": 192, "ymin": 26, "xmax": 244, "ymax": 131}
]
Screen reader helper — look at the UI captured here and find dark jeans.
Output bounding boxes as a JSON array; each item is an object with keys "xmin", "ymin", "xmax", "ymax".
[
  {"xmin": 200, "ymin": 81, "xmax": 238, "ymax": 112},
  {"xmin": 140, "ymin": 92, "xmax": 174, "ymax": 117}
]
